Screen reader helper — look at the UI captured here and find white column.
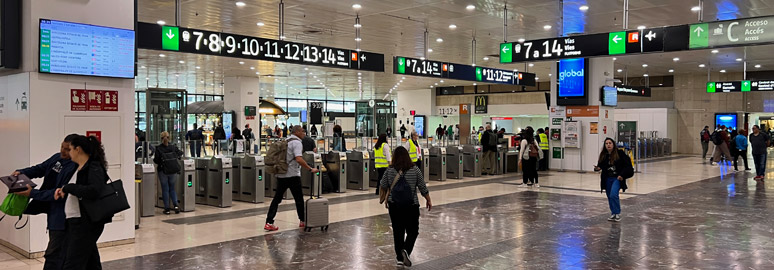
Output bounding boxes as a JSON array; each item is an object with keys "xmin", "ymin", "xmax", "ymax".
[{"xmin": 224, "ymin": 77, "xmax": 261, "ymax": 138}]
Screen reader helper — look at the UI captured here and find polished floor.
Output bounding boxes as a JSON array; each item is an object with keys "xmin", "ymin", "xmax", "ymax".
[{"xmin": 2, "ymin": 154, "xmax": 773, "ymax": 269}]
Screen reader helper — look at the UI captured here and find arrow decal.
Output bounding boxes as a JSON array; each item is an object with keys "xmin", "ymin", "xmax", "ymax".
[{"xmin": 166, "ymin": 29, "xmax": 175, "ymax": 39}]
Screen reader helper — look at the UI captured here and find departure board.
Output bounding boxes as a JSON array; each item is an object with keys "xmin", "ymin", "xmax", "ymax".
[
  {"xmin": 394, "ymin": 56, "xmax": 536, "ymax": 86},
  {"xmin": 39, "ymin": 19, "xmax": 135, "ymax": 78}
]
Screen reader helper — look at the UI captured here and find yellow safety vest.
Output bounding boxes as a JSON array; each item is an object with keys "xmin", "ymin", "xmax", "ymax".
[
  {"xmin": 375, "ymin": 145, "xmax": 389, "ymax": 168},
  {"xmin": 408, "ymin": 140, "xmax": 418, "ymax": 162},
  {"xmin": 538, "ymin": 133, "xmax": 549, "ymax": 150},
  {"xmin": 478, "ymin": 132, "xmax": 482, "ymax": 142}
]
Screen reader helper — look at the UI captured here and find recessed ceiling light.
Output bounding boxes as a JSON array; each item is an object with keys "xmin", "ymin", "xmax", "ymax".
[
  {"xmin": 427, "ymin": 48, "xmax": 433, "ymax": 52},
  {"xmin": 200, "ymin": 80, "xmax": 204, "ymax": 83},
  {"xmin": 613, "ymin": 57, "xmax": 617, "ymax": 61},
  {"xmin": 239, "ymin": 61, "xmax": 245, "ymax": 65},
  {"xmin": 517, "ymin": 38, "xmax": 525, "ymax": 43},
  {"xmin": 720, "ymin": 70, "xmax": 726, "ymax": 73},
  {"xmin": 528, "ymin": 63, "xmax": 534, "ymax": 67},
  {"xmin": 617, "ymin": 69, "xmax": 623, "ymax": 73},
  {"xmin": 691, "ymin": 6, "xmax": 701, "ymax": 12},
  {"xmin": 668, "ymin": 69, "xmax": 674, "ymax": 73},
  {"xmin": 401, "ymin": 76, "xmax": 405, "ymax": 79},
  {"xmin": 643, "ymin": 74, "xmax": 649, "ymax": 77},
  {"xmin": 513, "ymin": 69, "xmax": 519, "ymax": 72},
  {"xmin": 420, "ymin": 57, "xmax": 426, "ymax": 60},
  {"xmin": 352, "ymin": 4, "xmax": 362, "ymax": 9},
  {"xmin": 209, "ymin": 71, "xmax": 214, "ymax": 74},
  {"xmin": 279, "ymin": 35, "xmax": 286, "ymax": 40},
  {"xmin": 673, "ymin": 57, "xmax": 680, "ymax": 61},
  {"xmin": 543, "ymin": 25, "xmax": 552, "ymax": 30},
  {"xmin": 157, "ymin": 20, "xmax": 166, "ymax": 25},
  {"xmin": 159, "ymin": 54, "xmax": 166, "ymax": 57},
  {"xmin": 257, "ymin": 22, "xmax": 265, "ymax": 26},
  {"xmin": 355, "ymin": 37, "xmax": 362, "ymax": 41},
  {"xmin": 579, "ymin": 5, "xmax": 589, "ymax": 11},
  {"xmin": 440, "ymin": 80, "xmax": 444, "ymax": 83},
  {"xmin": 255, "ymin": 72, "xmax": 260, "ymax": 75},
  {"xmin": 434, "ymin": 83, "xmax": 438, "ymax": 85},
  {"xmin": 436, "ymin": 38, "xmax": 443, "ymax": 43},
  {"xmin": 235, "ymin": 1, "xmax": 246, "ymax": 7},
  {"xmin": 179, "ymin": 60, "xmax": 185, "ymax": 64},
  {"xmin": 535, "ymin": 77, "xmax": 540, "ymax": 80},
  {"xmin": 141, "ymin": 66, "xmax": 146, "ymax": 69},
  {"xmin": 736, "ymin": 58, "xmax": 743, "ymax": 62},
  {"xmin": 711, "ymin": 49, "xmax": 719, "ymax": 53},
  {"xmin": 195, "ymin": 66, "xmax": 201, "ymax": 69},
  {"xmin": 354, "ymin": 23, "xmax": 362, "ymax": 28},
  {"xmin": 449, "ymin": 24, "xmax": 457, "ymax": 29},
  {"xmin": 549, "ymin": 74, "xmax": 552, "ymax": 77},
  {"xmin": 466, "ymin": 4, "xmax": 476, "ymax": 10},
  {"xmin": 755, "ymin": 64, "xmax": 762, "ymax": 68},
  {"xmin": 699, "ymin": 64, "xmax": 706, "ymax": 68},
  {"xmin": 175, "ymin": 74, "xmax": 179, "ymax": 77},
  {"xmin": 637, "ymin": 25, "xmax": 646, "ymax": 30},
  {"xmin": 483, "ymin": 57, "xmax": 489, "ymax": 61},
  {"xmin": 250, "ymin": 67, "xmax": 255, "ymax": 70},
  {"xmin": 642, "ymin": 64, "xmax": 648, "ymax": 67}
]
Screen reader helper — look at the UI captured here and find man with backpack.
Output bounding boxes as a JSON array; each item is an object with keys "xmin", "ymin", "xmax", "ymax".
[
  {"xmin": 711, "ymin": 125, "xmax": 733, "ymax": 166},
  {"xmin": 185, "ymin": 123, "xmax": 204, "ymax": 157},
  {"xmin": 700, "ymin": 126, "xmax": 711, "ymax": 161},
  {"xmin": 264, "ymin": 125, "xmax": 319, "ymax": 231},
  {"xmin": 480, "ymin": 125, "xmax": 498, "ymax": 175}
]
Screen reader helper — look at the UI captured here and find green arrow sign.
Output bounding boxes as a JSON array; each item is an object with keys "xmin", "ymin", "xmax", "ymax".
[
  {"xmin": 742, "ymin": 80, "xmax": 751, "ymax": 92},
  {"xmin": 689, "ymin": 23, "xmax": 709, "ymax": 49},
  {"xmin": 475, "ymin": 67, "xmax": 483, "ymax": 81},
  {"xmin": 707, "ymin": 82, "xmax": 716, "ymax": 93},
  {"xmin": 397, "ymin": 57, "xmax": 406, "ymax": 74},
  {"xmin": 162, "ymin": 26, "xmax": 179, "ymax": 51},
  {"xmin": 500, "ymin": 43, "xmax": 512, "ymax": 63},
  {"xmin": 608, "ymin": 32, "xmax": 625, "ymax": 55}
]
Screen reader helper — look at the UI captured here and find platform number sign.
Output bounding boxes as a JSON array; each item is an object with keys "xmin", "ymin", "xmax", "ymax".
[{"xmin": 309, "ymin": 102, "xmax": 323, "ymax": 125}]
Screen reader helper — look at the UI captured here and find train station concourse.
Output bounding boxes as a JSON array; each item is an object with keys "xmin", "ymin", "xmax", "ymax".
[{"xmin": 2, "ymin": 0, "xmax": 774, "ymax": 269}]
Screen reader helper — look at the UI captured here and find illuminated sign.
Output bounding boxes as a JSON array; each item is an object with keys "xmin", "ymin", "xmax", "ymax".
[{"xmin": 394, "ymin": 56, "xmax": 535, "ymax": 86}]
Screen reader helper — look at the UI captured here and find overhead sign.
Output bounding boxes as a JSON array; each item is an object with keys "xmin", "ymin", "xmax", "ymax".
[
  {"xmin": 436, "ymin": 106, "xmax": 458, "ymax": 116},
  {"xmin": 309, "ymin": 102, "xmax": 323, "ymax": 124},
  {"xmin": 703, "ymin": 80, "xmax": 774, "ymax": 92},
  {"xmin": 474, "ymin": 95, "xmax": 488, "ymax": 114},
  {"xmin": 395, "ymin": 56, "xmax": 536, "ymax": 86},
  {"xmin": 138, "ymin": 22, "xmax": 384, "ymax": 72},
  {"xmin": 614, "ymin": 85, "xmax": 651, "ymax": 97},
  {"xmin": 691, "ymin": 16, "xmax": 774, "ymax": 49}
]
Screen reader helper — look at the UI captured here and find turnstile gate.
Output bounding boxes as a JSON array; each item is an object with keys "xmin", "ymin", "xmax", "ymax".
[
  {"xmin": 156, "ymin": 159, "xmax": 196, "ymax": 212},
  {"xmin": 368, "ymin": 150, "xmax": 378, "ymax": 188},
  {"xmin": 237, "ymin": 155, "xmax": 265, "ymax": 203},
  {"xmin": 325, "ymin": 151, "xmax": 347, "ymax": 193},
  {"xmin": 494, "ymin": 145, "xmax": 507, "ymax": 175},
  {"xmin": 139, "ymin": 163, "xmax": 156, "ymax": 217},
  {"xmin": 505, "ymin": 149, "xmax": 520, "ymax": 173},
  {"xmin": 301, "ymin": 152, "xmax": 323, "ymax": 196},
  {"xmin": 195, "ymin": 158, "xmax": 209, "ymax": 204},
  {"xmin": 207, "ymin": 157, "xmax": 232, "ymax": 208},
  {"xmin": 230, "ymin": 156, "xmax": 243, "ymax": 202},
  {"xmin": 420, "ymin": 148, "xmax": 430, "ymax": 181},
  {"xmin": 446, "ymin": 146, "xmax": 464, "ymax": 179},
  {"xmin": 429, "ymin": 147, "xmax": 447, "ymax": 181},
  {"xmin": 463, "ymin": 145, "xmax": 483, "ymax": 177},
  {"xmin": 347, "ymin": 150, "xmax": 370, "ymax": 190}
]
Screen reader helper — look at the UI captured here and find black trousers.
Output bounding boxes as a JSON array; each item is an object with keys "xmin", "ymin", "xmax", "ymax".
[
  {"xmin": 265, "ymin": 176, "xmax": 305, "ymax": 224},
  {"xmin": 43, "ymin": 230, "xmax": 66, "ymax": 270},
  {"xmin": 539, "ymin": 150, "xmax": 549, "ymax": 170},
  {"xmin": 734, "ymin": 149, "xmax": 750, "ymax": 170},
  {"xmin": 522, "ymin": 157, "xmax": 539, "ymax": 184},
  {"xmin": 63, "ymin": 218, "xmax": 104, "ymax": 270},
  {"xmin": 375, "ymin": 167, "xmax": 388, "ymax": 195},
  {"xmin": 388, "ymin": 203, "xmax": 420, "ymax": 261}
]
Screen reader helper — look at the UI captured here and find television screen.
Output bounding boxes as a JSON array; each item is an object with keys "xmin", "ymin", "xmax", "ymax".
[
  {"xmin": 300, "ymin": 110, "xmax": 308, "ymax": 122},
  {"xmin": 556, "ymin": 58, "xmax": 588, "ymax": 105},
  {"xmin": 600, "ymin": 86, "xmax": 618, "ymax": 107},
  {"xmin": 39, "ymin": 19, "xmax": 135, "ymax": 78},
  {"xmin": 715, "ymin": 114, "xmax": 737, "ymax": 131},
  {"xmin": 414, "ymin": 115, "xmax": 425, "ymax": 138}
]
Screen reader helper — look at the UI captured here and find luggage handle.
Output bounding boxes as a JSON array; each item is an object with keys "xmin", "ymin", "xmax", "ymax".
[{"xmin": 310, "ymin": 165, "xmax": 321, "ymax": 199}]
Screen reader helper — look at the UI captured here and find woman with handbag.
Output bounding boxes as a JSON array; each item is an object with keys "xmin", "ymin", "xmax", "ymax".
[
  {"xmin": 153, "ymin": 131, "xmax": 184, "ymax": 215},
  {"xmin": 378, "ymin": 146, "xmax": 432, "ymax": 267},
  {"xmin": 518, "ymin": 128, "xmax": 543, "ymax": 187},
  {"xmin": 594, "ymin": 138, "xmax": 634, "ymax": 222},
  {"xmin": 55, "ymin": 135, "xmax": 110, "ymax": 269}
]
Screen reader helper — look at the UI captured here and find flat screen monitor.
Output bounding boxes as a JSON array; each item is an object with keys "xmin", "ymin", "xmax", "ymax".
[
  {"xmin": 715, "ymin": 113, "xmax": 737, "ymax": 131},
  {"xmin": 600, "ymin": 86, "xmax": 618, "ymax": 107},
  {"xmin": 414, "ymin": 115, "xmax": 425, "ymax": 138},
  {"xmin": 300, "ymin": 110, "xmax": 308, "ymax": 122},
  {"xmin": 223, "ymin": 112, "xmax": 233, "ymax": 140},
  {"xmin": 556, "ymin": 58, "xmax": 589, "ymax": 106},
  {"xmin": 39, "ymin": 19, "xmax": 135, "ymax": 78}
]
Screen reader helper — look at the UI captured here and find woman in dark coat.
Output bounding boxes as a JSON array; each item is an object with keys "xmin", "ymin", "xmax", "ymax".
[{"xmin": 594, "ymin": 138, "xmax": 634, "ymax": 222}]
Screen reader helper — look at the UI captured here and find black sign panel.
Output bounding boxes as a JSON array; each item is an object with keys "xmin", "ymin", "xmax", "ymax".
[
  {"xmin": 504, "ymin": 33, "xmax": 609, "ymax": 62},
  {"xmin": 244, "ymin": 106, "xmax": 257, "ymax": 116},
  {"xmin": 309, "ymin": 102, "xmax": 323, "ymax": 125},
  {"xmin": 394, "ymin": 56, "xmax": 536, "ymax": 86},
  {"xmin": 615, "ymin": 85, "xmax": 652, "ymax": 97},
  {"xmin": 137, "ymin": 22, "xmax": 384, "ymax": 72},
  {"xmin": 474, "ymin": 95, "xmax": 488, "ymax": 114},
  {"xmin": 641, "ymin": 28, "xmax": 665, "ymax": 53},
  {"xmin": 752, "ymin": 80, "xmax": 774, "ymax": 91}
]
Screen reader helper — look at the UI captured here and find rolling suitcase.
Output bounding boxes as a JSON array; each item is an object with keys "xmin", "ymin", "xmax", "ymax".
[{"xmin": 304, "ymin": 171, "xmax": 329, "ymax": 232}]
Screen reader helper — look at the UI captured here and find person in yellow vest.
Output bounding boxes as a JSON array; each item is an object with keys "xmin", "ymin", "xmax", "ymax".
[
  {"xmin": 537, "ymin": 128, "xmax": 550, "ymax": 171},
  {"xmin": 405, "ymin": 132, "xmax": 422, "ymax": 170},
  {"xmin": 374, "ymin": 134, "xmax": 392, "ymax": 195}
]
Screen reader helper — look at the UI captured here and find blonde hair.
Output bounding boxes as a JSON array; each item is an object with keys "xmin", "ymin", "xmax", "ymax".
[{"xmin": 161, "ymin": 131, "xmax": 170, "ymax": 145}]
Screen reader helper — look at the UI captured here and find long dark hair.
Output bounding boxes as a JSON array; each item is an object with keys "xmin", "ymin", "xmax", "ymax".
[
  {"xmin": 522, "ymin": 128, "xmax": 535, "ymax": 144},
  {"xmin": 391, "ymin": 146, "xmax": 415, "ymax": 172},
  {"xmin": 374, "ymin": 133, "xmax": 387, "ymax": 150},
  {"xmin": 598, "ymin": 138, "xmax": 619, "ymax": 165},
  {"xmin": 71, "ymin": 135, "xmax": 107, "ymax": 169}
]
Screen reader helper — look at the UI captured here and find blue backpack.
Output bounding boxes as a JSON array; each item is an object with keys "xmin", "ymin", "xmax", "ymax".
[{"xmin": 391, "ymin": 172, "xmax": 414, "ymax": 207}]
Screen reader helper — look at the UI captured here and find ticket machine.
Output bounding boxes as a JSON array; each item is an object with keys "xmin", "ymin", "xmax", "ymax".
[
  {"xmin": 429, "ymin": 147, "xmax": 447, "ymax": 181},
  {"xmin": 463, "ymin": 145, "xmax": 482, "ymax": 177},
  {"xmin": 446, "ymin": 146, "xmax": 464, "ymax": 179},
  {"xmin": 347, "ymin": 150, "xmax": 369, "ymax": 190},
  {"xmin": 301, "ymin": 151, "xmax": 323, "ymax": 196},
  {"xmin": 207, "ymin": 157, "xmax": 232, "ymax": 208},
  {"xmin": 325, "ymin": 151, "xmax": 348, "ymax": 193}
]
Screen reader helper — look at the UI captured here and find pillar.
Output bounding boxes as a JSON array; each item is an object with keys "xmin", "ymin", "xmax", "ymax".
[{"xmin": 224, "ymin": 77, "xmax": 260, "ymax": 143}]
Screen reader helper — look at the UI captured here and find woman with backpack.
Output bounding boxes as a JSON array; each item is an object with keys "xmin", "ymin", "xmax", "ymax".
[
  {"xmin": 733, "ymin": 129, "xmax": 751, "ymax": 171},
  {"xmin": 153, "ymin": 131, "xmax": 183, "ymax": 215},
  {"xmin": 378, "ymin": 146, "xmax": 432, "ymax": 267},
  {"xmin": 518, "ymin": 128, "xmax": 543, "ymax": 187},
  {"xmin": 594, "ymin": 138, "xmax": 634, "ymax": 222},
  {"xmin": 374, "ymin": 134, "xmax": 392, "ymax": 195}
]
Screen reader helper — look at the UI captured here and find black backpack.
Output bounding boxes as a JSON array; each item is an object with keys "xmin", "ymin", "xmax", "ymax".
[
  {"xmin": 488, "ymin": 132, "xmax": 498, "ymax": 147},
  {"xmin": 391, "ymin": 173, "xmax": 414, "ymax": 207},
  {"xmin": 710, "ymin": 131, "xmax": 722, "ymax": 145},
  {"xmin": 160, "ymin": 150, "xmax": 180, "ymax": 174}
]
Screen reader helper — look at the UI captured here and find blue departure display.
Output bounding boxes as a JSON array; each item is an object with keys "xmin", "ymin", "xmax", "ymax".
[
  {"xmin": 39, "ymin": 19, "xmax": 135, "ymax": 78},
  {"xmin": 715, "ymin": 114, "xmax": 737, "ymax": 130}
]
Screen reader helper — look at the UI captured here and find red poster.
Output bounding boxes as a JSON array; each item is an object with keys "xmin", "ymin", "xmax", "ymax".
[
  {"xmin": 102, "ymin": 90, "xmax": 118, "ymax": 111},
  {"xmin": 86, "ymin": 131, "xmax": 102, "ymax": 142},
  {"xmin": 71, "ymin": 89, "xmax": 88, "ymax": 111},
  {"xmin": 87, "ymin": 90, "xmax": 103, "ymax": 111}
]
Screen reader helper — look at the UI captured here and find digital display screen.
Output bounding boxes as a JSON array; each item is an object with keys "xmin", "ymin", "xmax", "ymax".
[
  {"xmin": 715, "ymin": 114, "xmax": 737, "ymax": 130},
  {"xmin": 556, "ymin": 58, "xmax": 588, "ymax": 106},
  {"xmin": 300, "ymin": 110, "xmax": 307, "ymax": 123},
  {"xmin": 39, "ymin": 19, "xmax": 135, "ymax": 78},
  {"xmin": 600, "ymin": 86, "xmax": 618, "ymax": 107},
  {"xmin": 414, "ymin": 115, "xmax": 425, "ymax": 138},
  {"xmin": 223, "ymin": 113, "xmax": 233, "ymax": 140},
  {"xmin": 394, "ymin": 56, "xmax": 535, "ymax": 86}
]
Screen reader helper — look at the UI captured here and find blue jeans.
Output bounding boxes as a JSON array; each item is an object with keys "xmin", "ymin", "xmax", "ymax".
[
  {"xmin": 605, "ymin": 177, "xmax": 621, "ymax": 215},
  {"xmin": 753, "ymin": 153, "xmax": 767, "ymax": 177},
  {"xmin": 158, "ymin": 172, "xmax": 179, "ymax": 209}
]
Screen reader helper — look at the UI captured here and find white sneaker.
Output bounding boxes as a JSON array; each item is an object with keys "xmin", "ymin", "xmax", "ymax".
[
  {"xmin": 535, "ymin": 184, "xmax": 540, "ymax": 188},
  {"xmin": 613, "ymin": 214, "xmax": 622, "ymax": 222},
  {"xmin": 607, "ymin": 214, "xmax": 616, "ymax": 221}
]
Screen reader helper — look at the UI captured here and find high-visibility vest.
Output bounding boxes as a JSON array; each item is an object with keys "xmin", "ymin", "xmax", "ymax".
[
  {"xmin": 538, "ymin": 133, "xmax": 549, "ymax": 150},
  {"xmin": 408, "ymin": 140, "xmax": 418, "ymax": 162},
  {"xmin": 477, "ymin": 132, "xmax": 482, "ymax": 142},
  {"xmin": 375, "ymin": 144, "xmax": 389, "ymax": 168}
]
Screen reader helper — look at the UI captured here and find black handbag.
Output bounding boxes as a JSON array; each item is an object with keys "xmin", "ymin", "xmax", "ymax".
[{"xmin": 81, "ymin": 179, "xmax": 130, "ymax": 223}]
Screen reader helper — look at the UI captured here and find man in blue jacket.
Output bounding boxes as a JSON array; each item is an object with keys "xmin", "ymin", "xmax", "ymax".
[{"xmin": 12, "ymin": 134, "xmax": 79, "ymax": 270}]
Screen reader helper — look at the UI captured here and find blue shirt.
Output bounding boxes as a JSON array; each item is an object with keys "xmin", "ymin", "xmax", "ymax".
[
  {"xmin": 18, "ymin": 153, "xmax": 77, "ymax": 231},
  {"xmin": 734, "ymin": 135, "xmax": 749, "ymax": 150}
]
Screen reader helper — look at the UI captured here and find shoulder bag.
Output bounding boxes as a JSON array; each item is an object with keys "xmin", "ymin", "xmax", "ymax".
[{"xmin": 81, "ymin": 177, "xmax": 130, "ymax": 223}]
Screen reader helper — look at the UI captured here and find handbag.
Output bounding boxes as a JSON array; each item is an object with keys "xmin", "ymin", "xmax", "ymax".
[
  {"xmin": 0, "ymin": 193, "xmax": 30, "ymax": 229},
  {"xmin": 80, "ymin": 179, "xmax": 130, "ymax": 223},
  {"xmin": 379, "ymin": 171, "xmax": 403, "ymax": 207}
]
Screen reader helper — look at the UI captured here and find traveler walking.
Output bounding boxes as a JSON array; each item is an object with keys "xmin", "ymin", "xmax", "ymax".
[
  {"xmin": 733, "ymin": 129, "xmax": 750, "ymax": 172},
  {"xmin": 55, "ymin": 135, "xmax": 111, "ymax": 269},
  {"xmin": 185, "ymin": 123, "xmax": 204, "ymax": 157},
  {"xmin": 518, "ymin": 129, "xmax": 543, "ymax": 186},
  {"xmin": 386, "ymin": 126, "xmax": 392, "ymax": 138},
  {"xmin": 594, "ymin": 138, "xmax": 634, "ymax": 222},
  {"xmin": 213, "ymin": 123, "xmax": 226, "ymax": 154},
  {"xmin": 750, "ymin": 125, "xmax": 771, "ymax": 180},
  {"xmin": 405, "ymin": 132, "xmax": 423, "ymax": 170},
  {"xmin": 282, "ymin": 124, "xmax": 288, "ymax": 138},
  {"xmin": 379, "ymin": 146, "xmax": 432, "ymax": 267},
  {"xmin": 374, "ymin": 134, "xmax": 392, "ymax": 195},
  {"xmin": 264, "ymin": 126, "xmax": 320, "ymax": 231},
  {"xmin": 700, "ymin": 126, "xmax": 711, "ymax": 161},
  {"xmin": 480, "ymin": 125, "xmax": 497, "ymax": 175},
  {"xmin": 153, "ymin": 131, "xmax": 184, "ymax": 215},
  {"xmin": 435, "ymin": 124, "xmax": 444, "ymax": 141},
  {"xmin": 537, "ymin": 128, "xmax": 550, "ymax": 171},
  {"xmin": 711, "ymin": 125, "xmax": 733, "ymax": 166},
  {"xmin": 12, "ymin": 134, "xmax": 79, "ymax": 270},
  {"xmin": 399, "ymin": 122, "xmax": 407, "ymax": 139}
]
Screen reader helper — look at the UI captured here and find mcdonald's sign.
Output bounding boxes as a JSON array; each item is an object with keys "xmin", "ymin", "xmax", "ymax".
[{"xmin": 474, "ymin": 95, "xmax": 488, "ymax": 114}]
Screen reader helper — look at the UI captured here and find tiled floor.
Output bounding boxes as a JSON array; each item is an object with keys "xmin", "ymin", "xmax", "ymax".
[{"xmin": 3, "ymin": 154, "xmax": 772, "ymax": 269}]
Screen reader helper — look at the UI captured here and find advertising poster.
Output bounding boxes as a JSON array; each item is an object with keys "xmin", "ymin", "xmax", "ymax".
[
  {"xmin": 590, "ymin": 122, "xmax": 599, "ymax": 134},
  {"xmin": 564, "ymin": 121, "xmax": 581, "ymax": 148}
]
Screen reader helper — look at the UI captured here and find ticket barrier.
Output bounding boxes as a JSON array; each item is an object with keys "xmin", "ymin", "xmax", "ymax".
[
  {"xmin": 156, "ymin": 160, "xmax": 197, "ymax": 212},
  {"xmin": 301, "ymin": 152, "xmax": 323, "ymax": 196},
  {"xmin": 133, "ymin": 164, "xmax": 142, "ymax": 228},
  {"xmin": 347, "ymin": 150, "xmax": 370, "ymax": 190},
  {"xmin": 195, "ymin": 158, "xmax": 209, "ymax": 205},
  {"xmin": 505, "ymin": 149, "xmax": 520, "ymax": 173},
  {"xmin": 445, "ymin": 146, "xmax": 464, "ymax": 179},
  {"xmin": 230, "ymin": 156, "xmax": 243, "ymax": 202},
  {"xmin": 325, "ymin": 151, "xmax": 348, "ymax": 193},
  {"xmin": 207, "ymin": 157, "xmax": 232, "ymax": 208},
  {"xmin": 138, "ymin": 163, "xmax": 156, "ymax": 217},
  {"xmin": 462, "ymin": 145, "xmax": 482, "ymax": 177},
  {"xmin": 420, "ymin": 149, "xmax": 430, "ymax": 181},
  {"xmin": 494, "ymin": 145, "xmax": 507, "ymax": 175},
  {"xmin": 429, "ymin": 147, "xmax": 447, "ymax": 181},
  {"xmin": 368, "ymin": 150, "xmax": 378, "ymax": 188},
  {"xmin": 265, "ymin": 173, "xmax": 289, "ymax": 199},
  {"xmin": 237, "ymin": 155, "xmax": 265, "ymax": 203}
]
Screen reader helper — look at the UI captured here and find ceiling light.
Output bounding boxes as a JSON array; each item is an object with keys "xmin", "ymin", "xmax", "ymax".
[
  {"xmin": 699, "ymin": 64, "xmax": 706, "ymax": 68},
  {"xmin": 543, "ymin": 25, "xmax": 552, "ymax": 30},
  {"xmin": 257, "ymin": 22, "xmax": 265, "ymax": 26},
  {"xmin": 354, "ymin": 23, "xmax": 362, "ymax": 28},
  {"xmin": 483, "ymin": 57, "xmax": 489, "ymax": 61},
  {"xmin": 613, "ymin": 57, "xmax": 617, "ymax": 61},
  {"xmin": 235, "ymin": 1, "xmax": 246, "ymax": 7},
  {"xmin": 711, "ymin": 49, "xmax": 719, "ymax": 53},
  {"xmin": 200, "ymin": 80, "xmax": 204, "ymax": 83},
  {"xmin": 549, "ymin": 74, "xmax": 552, "ymax": 77},
  {"xmin": 440, "ymin": 80, "xmax": 444, "ymax": 83},
  {"xmin": 352, "ymin": 4, "xmax": 362, "ymax": 9},
  {"xmin": 466, "ymin": 4, "xmax": 476, "ymax": 10},
  {"xmin": 691, "ymin": 6, "xmax": 701, "ymax": 12},
  {"xmin": 210, "ymin": 83, "xmax": 214, "ymax": 86},
  {"xmin": 427, "ymin": 48, "xmax": 433, "ymax": 52},
  {"xmin": 195, "ymin": 66, "xmax": 201, "ymax": 69},
  {"xmin": 436, "ymin": 38, "xmax": 443, "ymax": 43},
  {"xmin": 643, "ymin": 74, "xmax": 649, "ymax": 77},
  {"xmin": 434, "ymin": 83, "xmax": 438, "ymax": 85},
  {"xmin": 720, "ymin": 70, "xmax": 726, "ymax": 73},
  {"xmin": 513, "ymin": 69, "xmax": 519, "ymax": 72},
  {"xmin": 579, "ymin": 5, "xmax": 589, "ymax": 11},
  {"xmin": 617, "ymin": 69, "xmax": 623, "ymax": 73},
  {"xmin": 157, "ymin": 20, "xmax": 166, "ymax": 25},
  {"xmin": 473, "ymin": 83, "xmax": 477, "ymax": 86},
  {"xmin": 239, "ymin": 61, "xmax": 245, "ymax": 65},
  {"xmin": 355, "ymin": 37, "xmax": 362, "ymax": 41},
  {"xmin": 528, "ymin": 63, "xmax": 534, "ymax": 67},
  {"xmin": 279, "ymin": 35, "xmax": 286, "ymax": 40},
  {"xmin": 255, "ymin": 72, "xmax": 260, "ymax": 75},
  {"xmin": 159, "ymin": 54, "xmax": 166, "ymax": 57},
  {"xmin": 250, "ymin": 67, "xmax": 255, "ymax": 70},
  {"xmin": 141, "ymin": 66, "xmax": 146, "ymax": 69},
  {"xmin": 313, "ymin": 75, "xmax": 317, "ymax": 78},
  {"xmin": 178, "ymin": 60, "xmax": 185, "ymax": 64},
  {"xmin": 449, "ymin": 24, "xmax": 457, "ymax": 29},
  {"xmin": 209, "ymin": 71, "xmax": 214, "ymax": 74},
  {"xmin": 535, "ymin": 77, "xmax": 540, "ymax": 80},
  {"xmin": 736, "ymin": 58, "xmax": 743, "ymax": 62},
  {"xmin": 673, "ymin": 57, "xmax": 680, "ymax": 61},
  {"xmin": 637, "ymin": 25, "xmax": 646, "ymax": 30},
  {"xmin": 642, "ymin": 64, "xmax": 648, "ymax": 67},
  {"xmin": 420, "ymin": 57, "xmax": 426, "ymax": 60},
  {"xmin": 755, "ymin": 64, "xmax": 762, "ymax": 68},
  {"xmin": 668, "ymin": 69, "xmax": 674, "ymax": 73},
  {"xmin": 175, "ymin": 74, "xmax": 179, "ymax": 77},
  {"xmin": 517, "ymin": 38, "xmax": 525, "ymax": 43}
]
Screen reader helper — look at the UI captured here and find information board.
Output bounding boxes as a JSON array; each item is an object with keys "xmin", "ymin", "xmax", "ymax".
[
  {"xmin": 690, "ymin": 16, "xmax": 774, "ymax": 49},
  {"xmin": 615, "ymin": 85, "xmax": 652, "ymax": 97},
  {"xmin": 309, "ymin": 102, "xmax": 323, "ymax": 124},
  {"xmin": 40, "ymin": 19, "xmax": 135, "ymax": 78},
  {"xmin": 394, "ymin": 56, "xmax": 536, "ymax": 86}
]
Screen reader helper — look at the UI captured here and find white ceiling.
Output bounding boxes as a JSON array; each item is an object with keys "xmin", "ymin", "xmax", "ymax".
[{"xmin": 136, "ymin": 0, "xmax": 774, "ymax": 99}]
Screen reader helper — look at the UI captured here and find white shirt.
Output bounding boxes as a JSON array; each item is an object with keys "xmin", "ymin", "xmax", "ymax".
[
  {"xmin": 64, "ymin": 173, "xmax": 81, "ymax": 219},
  {"xmin": 405, "ymin": 140, "xmax": 422, "ymax": 159},
  {"xmin": 381, "ymin": 143, "xmax": 392, "ymax": 162}
]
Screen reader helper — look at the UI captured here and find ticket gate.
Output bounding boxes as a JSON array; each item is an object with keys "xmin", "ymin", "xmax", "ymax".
[
  {"xmin": 237, "ymin": 155, "xmax": 265, "ymax": 203},
  {"xmin": 446, "ymin": 146, "xmax": 464, "ymax": 179},
  {"xmin": 505, "ymin": 149, "xmax": 520, "ymax": 173},
  {"xmin": 420, "ymin": 148, "xmax": 430, "ymax": 181},
  {"xmin": 325, "ymin": 151, "xmax": 348, "ymax": 193},
  {"xmin": 429, "ymin": 147, "xmax": 447, "ymax": 181},
  {"xmin": 347, "ymin": 150, "xmax": 370, "ymax": 190},
  {"xmin": 178, "ymin": 159, "xmax": 196, "ymax": 211},
  {"xmin": 463, "ymin": 145, "xmax": 482, "ymax": 177},
  {"xmin": 301, "ymin": 152, "xmax": 323, "ymax": 196},
  {"xmin": 494, "ymin": 145, "xmax": 507, "ymax": 175},
  {"xmin": 265, "ymin": 174, "xmax": 289, "ymax": 199},
  {"xmin": 138, "ymin": 163, "xmax": 156, "ymax": 217},
  {"xmin": 133, "ymin": 164, "xmax": 142, "ymax": 228},
  {"xmin": 195, "ymin": 158, "xmax": 209, "ymax": 204},
  {"xmin": 230, "ymin": 156, "xmax": 243, "ymax": 201},
  {"xmin": 368, "ymin": 150, "xmax": 378, "ymax": 188},
  {"xmin": 207, "ymin": 157, "xmax": 232, "ymax": 208}
]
